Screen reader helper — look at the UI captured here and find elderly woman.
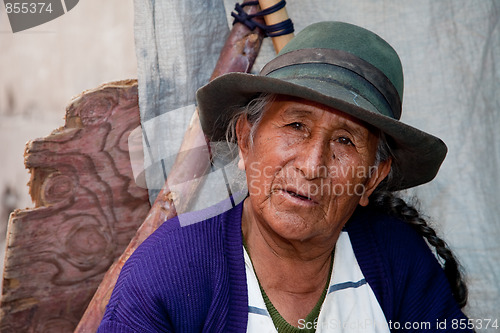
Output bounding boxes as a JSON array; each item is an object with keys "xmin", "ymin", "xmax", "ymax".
[{"xmin": 98, "ymin": 22, "xmax": 471, "ymax": 332}]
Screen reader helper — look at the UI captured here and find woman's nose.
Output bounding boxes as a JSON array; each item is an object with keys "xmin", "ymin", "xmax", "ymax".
[{"xmin": 294, "ymin": 137, "xmax": 330, "ymax": 179}]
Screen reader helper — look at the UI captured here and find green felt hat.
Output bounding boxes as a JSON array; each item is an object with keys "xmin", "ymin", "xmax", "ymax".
[{"xmin": 196, "ymin": 21, "xmax": 447, "ymax": 190}]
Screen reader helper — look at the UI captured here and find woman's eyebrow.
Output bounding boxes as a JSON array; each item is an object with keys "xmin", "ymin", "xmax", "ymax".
[
  {"xmin": 281, "ymin": 108, "xmax": 313, "ymax": 119},
  {"xmin": 337, "ymin": 121, "xmax": 371, "ymax": 140},
  {"xmin": 280, "ymin": 107, "xmax": 371, "ymax": 139}
]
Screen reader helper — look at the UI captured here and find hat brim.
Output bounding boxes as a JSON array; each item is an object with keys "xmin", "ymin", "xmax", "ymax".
[{"xmin": 196, "ymin": 72, "xmax": 447, "ymax": 190}]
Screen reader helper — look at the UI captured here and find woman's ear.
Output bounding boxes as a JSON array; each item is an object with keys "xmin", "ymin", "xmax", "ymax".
[
  {"xmin": 359, "ymin": 158, "xmax": 392, "ymax": 207},
  {"xmin": 238, "ymin": 149, "xmax": 246, "ymax": 170},
  {"xmin": 236, "ymin": 115, "xmax": 251, "ymax": 171}
]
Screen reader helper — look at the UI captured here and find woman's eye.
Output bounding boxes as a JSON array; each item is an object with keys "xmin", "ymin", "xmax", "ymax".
[
  {"xmin": 286, "ymin": 122, "xmax": 304, "ymax": 130},
  {"xmin": 336, "ymin": 137, "xmax": 354, "ymax": 146}
]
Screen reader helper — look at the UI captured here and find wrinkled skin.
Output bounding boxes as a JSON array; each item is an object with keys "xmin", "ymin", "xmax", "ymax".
[
  {"xmin": 238, "ymin": 95, "xmax": 391, "ymax": 249},
  {"xmin": 237, "ymin": 95, "xmax": 392, "ymax": 325}
]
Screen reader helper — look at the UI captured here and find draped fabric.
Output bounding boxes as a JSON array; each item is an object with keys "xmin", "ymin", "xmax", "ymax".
[{"xmin": 133, "ymin": 0, "xmax": 500, "ymax": 327}]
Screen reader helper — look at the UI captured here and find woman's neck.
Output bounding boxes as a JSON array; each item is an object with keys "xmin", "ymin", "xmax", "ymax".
[{"xmin": 241, "ymin": 199, "xmax": 338, "ymax": 325}]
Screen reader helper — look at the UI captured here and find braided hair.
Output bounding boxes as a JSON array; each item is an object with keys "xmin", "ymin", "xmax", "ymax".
[{"xmin": 370, "ymin": 134, "xmax": 468, "ymax": 308}]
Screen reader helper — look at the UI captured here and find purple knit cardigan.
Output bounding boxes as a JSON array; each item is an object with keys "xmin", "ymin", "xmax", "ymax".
[{"xmin": 98, "ymin": 201, "xmax": 470, "ymax": 332}]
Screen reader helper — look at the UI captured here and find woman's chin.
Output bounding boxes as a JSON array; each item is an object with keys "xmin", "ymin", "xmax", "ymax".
[{"xmin": 262, "ymin": 207, "xmax": 322, "ymax": 242}]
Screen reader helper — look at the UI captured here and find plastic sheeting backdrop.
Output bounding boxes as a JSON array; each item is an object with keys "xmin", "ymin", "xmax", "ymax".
[{"xmin": 132, "ymin": 0, "xmax": 499, "ymax": 327}]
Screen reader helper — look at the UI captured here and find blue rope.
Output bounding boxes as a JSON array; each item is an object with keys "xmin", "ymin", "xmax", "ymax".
[{"xmin": 231, "ymin": 0, "xmax": 294, "ymax": 38}]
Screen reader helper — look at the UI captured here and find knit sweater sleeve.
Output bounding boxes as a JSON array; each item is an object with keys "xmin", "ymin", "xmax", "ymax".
[
  {"xmin": 97, "ymin": 219, "xmax": 182, "ymax": 332},
  {"xmin": 97, "ymin": 216, "xmax": 225, "ymax": 332},
  {"xmin": 346, "ymin": 207, "xmax": 472, "ymax": 332},
  {"xmin": 97, "ymin": 201, "xmax": 248, "ymax": 333}
]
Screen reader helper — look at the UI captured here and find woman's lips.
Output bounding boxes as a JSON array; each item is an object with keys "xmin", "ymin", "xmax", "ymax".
[
  {"xmin": 286, "ymin": 190, "xmax": 311, "ymax": 201},
  {"xmin": 277, "ymin": 187, "xmax": 319, "ymax": 205}
]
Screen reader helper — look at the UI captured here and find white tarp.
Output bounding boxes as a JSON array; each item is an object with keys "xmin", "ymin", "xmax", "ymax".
[{"xmin": 133, "ymin": 0, "xmax": 500, "ymax": 328}]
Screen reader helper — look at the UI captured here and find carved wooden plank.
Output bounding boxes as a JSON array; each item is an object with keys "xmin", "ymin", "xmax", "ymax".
[{"xmin": 0, "ymin": 80, "xmax": 150, "ymax": 333}]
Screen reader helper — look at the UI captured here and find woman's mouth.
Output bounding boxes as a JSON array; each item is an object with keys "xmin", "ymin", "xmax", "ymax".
[
  {"xmin": 286, "ymin": 190, "xmax": 311, "ymax": 201},
  {"xmin": 278, "ymin": 188, "xmax": 319, "ymax": 206}
]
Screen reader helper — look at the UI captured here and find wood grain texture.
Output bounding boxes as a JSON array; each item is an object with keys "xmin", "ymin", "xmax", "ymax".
[{"xmin": 0, "ymin": 80, "xmax": 150, "ymax": 333}]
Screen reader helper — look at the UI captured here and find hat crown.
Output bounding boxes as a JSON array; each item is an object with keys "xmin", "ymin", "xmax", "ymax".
[{"xmin": 278, "ymin": 21, "xmax": 404, "ymax": 102}]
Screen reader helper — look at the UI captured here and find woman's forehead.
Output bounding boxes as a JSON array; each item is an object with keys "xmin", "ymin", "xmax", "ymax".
[{"xmin": 265, "ymin": 94, "xmax": 378, "ymax": 134}]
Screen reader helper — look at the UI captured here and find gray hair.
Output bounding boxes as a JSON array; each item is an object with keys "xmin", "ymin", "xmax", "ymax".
[
  {"xmin": 225, "ymin": 93, "xmax": 275, "ymax": 147},
  {"xmin": 374, "ymin": 132, "xmax": 399, "ymax": 190}
]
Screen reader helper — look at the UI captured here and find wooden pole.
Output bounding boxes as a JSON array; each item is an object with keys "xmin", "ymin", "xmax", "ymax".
[
  {"xmin": 74, "ymin": 2, "xmax": 267, "ymax": 332},
  {"xmin": 258, "ymin": 0, "xmax": 294, "ymax": 53}
]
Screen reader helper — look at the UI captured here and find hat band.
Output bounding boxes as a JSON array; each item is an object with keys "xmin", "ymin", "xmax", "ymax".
[{"xmin": 260, "ymin": 48, "xmax": 402, "ymax": 119}]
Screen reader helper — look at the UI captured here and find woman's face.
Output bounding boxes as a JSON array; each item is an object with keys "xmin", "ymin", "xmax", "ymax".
[{"xmin": 237, "ymin": 95, "xmax": 391, "ymax": 243}]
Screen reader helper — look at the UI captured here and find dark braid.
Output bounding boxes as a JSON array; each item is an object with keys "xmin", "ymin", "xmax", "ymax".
[
  {"xmin": 368, "ymin": 190, "xmax": 468, "ymax": 308},
  {"xmin": 371, "ymin": 134, "xmax": 468, "ymax": 308}
]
